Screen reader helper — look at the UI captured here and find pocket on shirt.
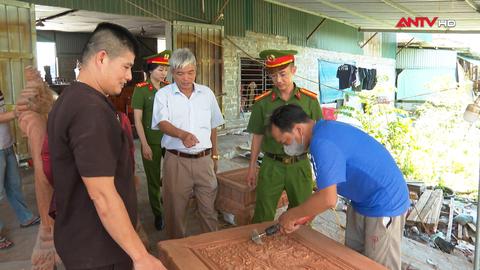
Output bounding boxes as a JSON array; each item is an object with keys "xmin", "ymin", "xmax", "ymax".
[{"xmin": 197, "ymin": 108, "xmax": 211, "ymax": 129}]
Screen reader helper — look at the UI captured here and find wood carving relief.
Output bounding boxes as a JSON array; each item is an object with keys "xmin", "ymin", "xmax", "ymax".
[
  {"xmin": 193, "ymin": 234, "xmax": 356, "ymax": 270},
  {"xmin": 158, "ymin": 223, "xmax": 387, "ymax": 270}
]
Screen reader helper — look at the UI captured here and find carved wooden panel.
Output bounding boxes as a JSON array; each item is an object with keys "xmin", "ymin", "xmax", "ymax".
[{"xmin": 158, "ymin": 222, "xmax": 387, "ymax": 270}]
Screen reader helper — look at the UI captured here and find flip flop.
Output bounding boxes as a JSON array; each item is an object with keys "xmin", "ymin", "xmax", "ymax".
[
  {"xmin": 0, "ymin": 236, "xmax": 14, "ymax": 250},
  {"xmin": 20, "ymin": 216, "xmax": 40, "ymax": 228}
]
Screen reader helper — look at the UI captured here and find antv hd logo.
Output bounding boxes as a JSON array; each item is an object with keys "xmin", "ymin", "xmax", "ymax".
[{"xmin": 395, "ymin": 17, "xmax": 456, "ymax": 28}]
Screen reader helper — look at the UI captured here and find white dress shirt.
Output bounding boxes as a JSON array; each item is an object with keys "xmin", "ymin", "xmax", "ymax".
[{"xmin": 151, "ymin": 82, "xmax": 225, "ymax": 154}]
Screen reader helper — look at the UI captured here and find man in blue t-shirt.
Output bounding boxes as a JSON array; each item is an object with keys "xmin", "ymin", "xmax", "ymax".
[{"xmin": 269, "ymin": 104, "xmax": 409, "ymax": 270}]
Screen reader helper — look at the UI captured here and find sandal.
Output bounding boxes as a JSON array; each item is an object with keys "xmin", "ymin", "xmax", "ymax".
[
  {"xmin": 20, "ymin": 216, "xmax": 40, "ymax": 228},
  {"xmin": 0, "ymin": 236, "xmax": 14, "ymax": 250}
]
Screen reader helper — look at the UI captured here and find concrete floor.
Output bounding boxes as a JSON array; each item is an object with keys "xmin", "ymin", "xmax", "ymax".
[{"xmin": 0, "ymin": 133, "xmax": 474, "ymax": 270}]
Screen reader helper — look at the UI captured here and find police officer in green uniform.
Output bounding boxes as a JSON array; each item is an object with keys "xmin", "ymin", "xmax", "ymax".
[
  {"xmin": 246, "ymin": 49, "xmax": 323, "ymax": 223},
  {"xmin": 131, "ymin": 50, "xmax": 171, "ymax": 230}
]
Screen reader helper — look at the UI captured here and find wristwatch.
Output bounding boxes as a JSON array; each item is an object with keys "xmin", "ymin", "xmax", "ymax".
[{"xmin": 211, "ymin": 154, "xmax": 220, "ymax": 160}]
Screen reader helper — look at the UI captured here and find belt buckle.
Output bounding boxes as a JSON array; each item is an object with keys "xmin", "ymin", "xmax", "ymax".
[{"xmin": 282, "ymin": 156, "xmax": 293, "ymax": 164}]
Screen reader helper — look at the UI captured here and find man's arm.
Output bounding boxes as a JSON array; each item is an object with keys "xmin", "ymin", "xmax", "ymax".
[
  {"xmin": 152, "ymin": 89, "xmax": 198, "ymax": 148},
  {"xmin": 0, "ymin": 110, "xmax": 16, "ymax": 123},
  {"xmin": 210, "ymin": 128, "xmax": 218, "ymax": 156},
  {"xmin": 279, "ymin": 184, "xmax": 338, "ymax": 233},
  {"xmin": 210, "ymin": 128, "xmax": 218, "ymax": 172},
  {"xmin": 133, "ymin": 110, "xmax": 147, "ymax": 147},
  {"xmin": 246, "ymin": 134, "xmax": 263, "ymax": 187},
  {"xmin": 158, "ymin": 121, "xmax": 198, "ymax": 148},
  {"xmin": 83, "ymin": 177, "xmax": 165, "ymax": 269},
  {"xmin": 133, "ymin": 109, "xmax": 152, "ymax": 160}
]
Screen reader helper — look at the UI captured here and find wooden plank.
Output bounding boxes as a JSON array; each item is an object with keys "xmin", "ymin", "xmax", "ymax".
[
  {"xmin": 458, "ymin": 224, "xmax": 463, "ymax": 240},
  {"xmin": 467, "ymin": 222, "xmax": 476, "ymax": 233},
  {"xmin": 407, "ymin": 189, "xmax": 443, "ymax": 232},
  {"xmin": 464, "ymin": 226, "xmax": 470, "ymax": 240},
  {"xmin": 446, "ymin": 198, "xmax": 454, "ymax": 242},
  {"xmin": 407, "ymin": 189, "xmax": 432, "ymax": 223},
  {"xmin": 419, "ymin": 190, "xmax": 442, "ymax": 228}
]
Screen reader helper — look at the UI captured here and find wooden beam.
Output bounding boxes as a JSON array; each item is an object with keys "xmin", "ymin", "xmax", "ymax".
[
  {"xmin": 306, "ymin": 18, "xmax": 327, "ymax": 41},
  {"xmin": 465, "ymin": 0, "xmax": 480, "ymax": 13},
  {"xmin": 213, "ymin": 0, "xmax": 230, "ymax": 24},
  {"xmin": 446, "ymin": 198, "xmax": 455, "ymax": 242},
  {"xmin": 396, "ymin": 37, "xmax": 415, "ymax": 56},
  {"xmin": 468, "ymin": 222, "xmax": 477, "ymax": 233},
  {"xmin": 464, "ymin": 226, "xmax": 470, "ymax": 240},
  {"xmin": 360, "ymin": 32, "xmax": 378, "ymax": 49}
]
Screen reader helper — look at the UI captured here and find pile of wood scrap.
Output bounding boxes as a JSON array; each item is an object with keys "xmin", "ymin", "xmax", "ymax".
[
  {"xmin": 404, "ymin": 181, "xmax": 477, "ymax": 263},
  {"xmin": 407, "ymin": 189, "xmax": 444, "ymax": 233}
]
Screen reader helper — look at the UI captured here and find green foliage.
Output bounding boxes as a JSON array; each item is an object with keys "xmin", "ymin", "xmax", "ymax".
[
  {"xmin": 335, "ymin": 80, "xmax": 478, "ymax": 193},
  {"xmin": 336, "ymin": 95, "xmax": 420, "ymax": 181}
]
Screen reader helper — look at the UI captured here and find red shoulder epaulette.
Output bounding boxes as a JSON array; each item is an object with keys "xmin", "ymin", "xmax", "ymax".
[
  {"xmin": 135, "ymin": 81, "xmax": 148, "ymax": 87},
  {"xmin": 299, "ymin": 88, "xmax": 318, "ymax": 100},
  {"xmin": 254, "ymin": 90, "xmax": 272, "ymax": 102}
]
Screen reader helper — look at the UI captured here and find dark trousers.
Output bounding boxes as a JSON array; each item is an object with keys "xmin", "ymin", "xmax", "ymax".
[{"xmin": 142, "ymin": 143, "xmax": 163, "ymax": 217}]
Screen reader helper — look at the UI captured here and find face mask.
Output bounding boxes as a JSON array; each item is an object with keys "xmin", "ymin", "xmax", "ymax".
[{"xmin": 283, "ymin": 131, "xmax": 306, "ymax": 156}]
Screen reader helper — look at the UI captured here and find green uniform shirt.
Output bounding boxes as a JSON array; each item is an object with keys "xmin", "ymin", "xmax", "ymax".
[
  {"xmin": 247, "ymin": 85, "xmax": 323, "ymax": 155},
  {"xmin": 131, "ymin": 79, "xmax": 169, "ymax": 145}
]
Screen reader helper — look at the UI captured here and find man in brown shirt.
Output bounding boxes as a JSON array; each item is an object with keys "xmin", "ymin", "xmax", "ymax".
[{"xmin": 47, "ymin": 23, "xmax": 166, "ymax": 270}]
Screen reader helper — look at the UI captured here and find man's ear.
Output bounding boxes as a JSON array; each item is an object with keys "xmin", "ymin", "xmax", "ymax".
[
  {"xmin": 291, "ymin": 65, "xmax": 297, "ymax": 75},
  {"xmin": 95, "ymin": 50, "xmax": 108, "ymax": 66}
]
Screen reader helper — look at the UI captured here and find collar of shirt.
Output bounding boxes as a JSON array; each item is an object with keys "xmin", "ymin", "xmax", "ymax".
[
  {"xmin": 74, "ymin": 81, "xmax": 118, "ymax": 119},
  {"xmin": 271, "ymin": 83, "xmax": 301, "ymax": 101},
  {"xmin": 172, "ymin": 82, "xmax": 203, "ymax": 97}
]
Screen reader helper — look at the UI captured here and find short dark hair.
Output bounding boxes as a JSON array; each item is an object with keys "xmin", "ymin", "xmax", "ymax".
[
  {"xmin": 81, "ymin": 22, "xmax": 139, "ymax": 64},
  {"xmin": 269, "ymin": 104, "xmax": 311, "ymax": 132},
  {"xmin": 144, "ymin": 63, "xmax": 160, "ymax": 73}
]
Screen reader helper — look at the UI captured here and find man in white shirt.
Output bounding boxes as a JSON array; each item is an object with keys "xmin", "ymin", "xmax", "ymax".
[{"xmin": 152, "ymin": 48, "xmax": 224, "ymax": 239}]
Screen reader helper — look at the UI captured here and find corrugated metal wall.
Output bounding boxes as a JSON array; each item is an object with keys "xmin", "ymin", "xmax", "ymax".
[
  {"xmin": 223, "ymin": 0, "xmax": 245, "ymax": 37},
  {"xmin": 28, "ymin": 0, "xmax": 372, "ymax": 56},
  {"xmin": 308, "ymin": 19, "xmax": 362, "ymax": 55},
  {"xmin": 397, "ymin": 48, "xmax": 457, "ymax": 69},
  {"xmin": 30, "ymin": 0, "xmax": 219, "ymax": 24},
  {"xmin": 247, "ymin": 0, "xmax": 362, "ymax": 54}
]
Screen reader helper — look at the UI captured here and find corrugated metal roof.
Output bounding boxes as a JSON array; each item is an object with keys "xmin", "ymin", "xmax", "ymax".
[
  {"xmin": 29, "ymin": 0, "xmax": 391, "ymax": 56},
  {"xmin": 396, "ymin": 48, "xmax": 457, "ymax": 69},
  {"xmin": 267, "ymin": 0, "xmax": 480, "ymax": 33}
]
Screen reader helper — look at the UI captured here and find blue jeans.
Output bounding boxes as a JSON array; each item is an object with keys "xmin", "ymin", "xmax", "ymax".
[{"xmin": 0, "ymin": 145, "xmax": 34, "ymax": 231}]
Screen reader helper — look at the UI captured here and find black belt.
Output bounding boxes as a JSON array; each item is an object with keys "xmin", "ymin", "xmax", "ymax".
[
  {"xmin": 265, "ymin": 152, "xmax": 308, "ymax": 164},
  {"xmin": 167, "ymin": 149, "xmax": 211, "ymax": 159}
]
